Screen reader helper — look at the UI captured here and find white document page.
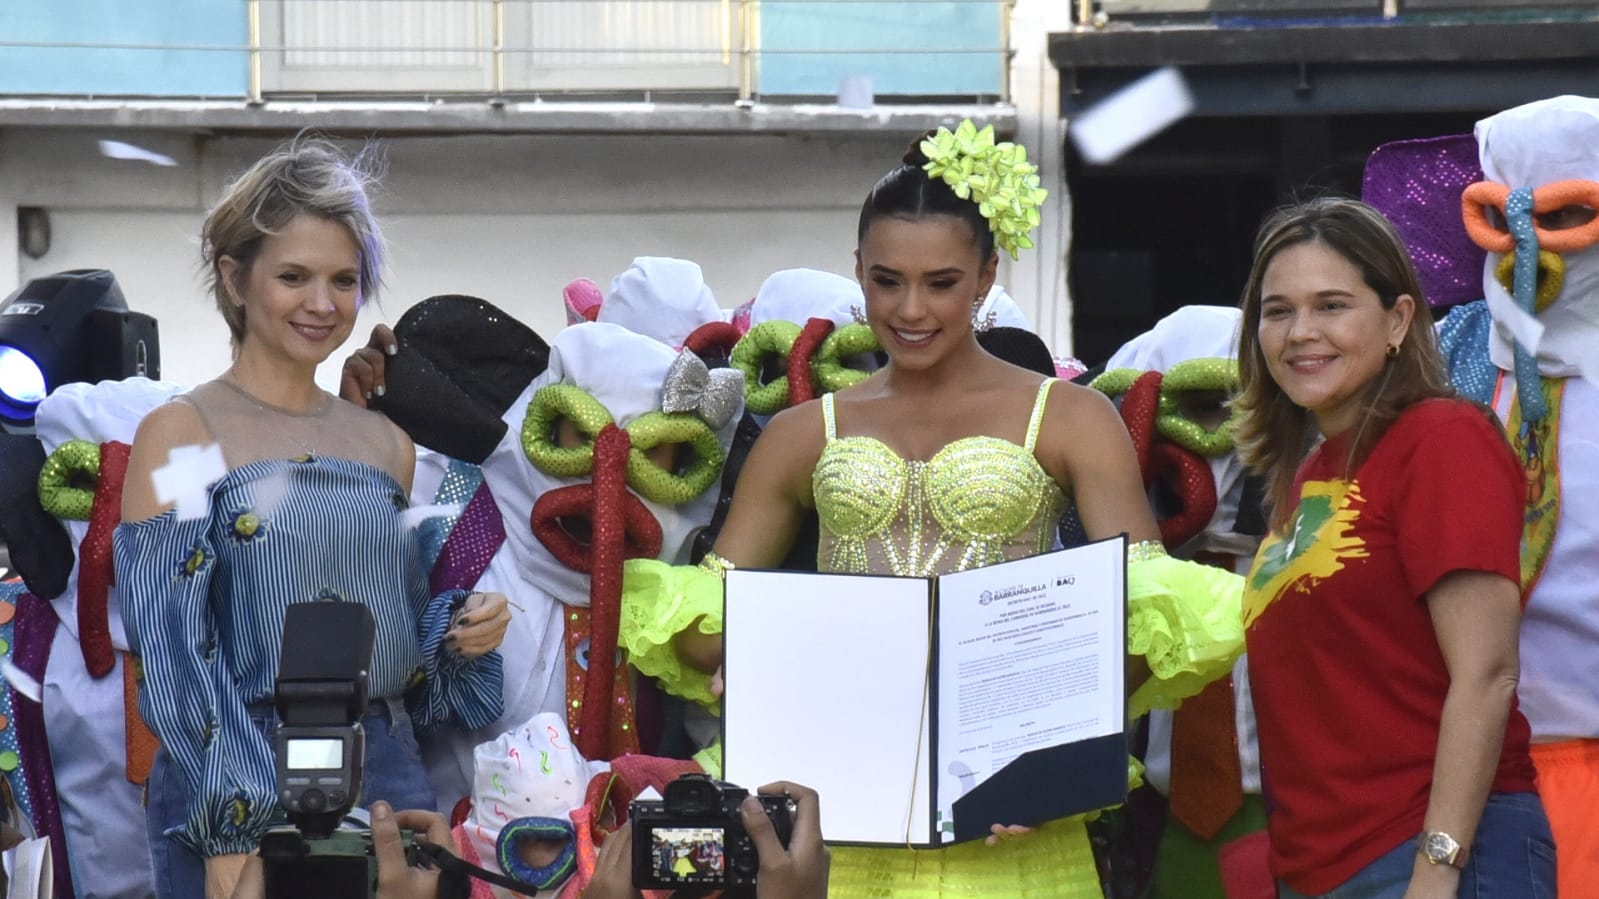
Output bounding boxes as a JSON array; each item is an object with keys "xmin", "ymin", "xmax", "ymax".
[
  {"xmin": 933, "ymin": 539, "xmax": 1126, "ymax": 840},
  {"xmin": 723, "ymin": 569, "xmax": 936, "ymax": 845}
]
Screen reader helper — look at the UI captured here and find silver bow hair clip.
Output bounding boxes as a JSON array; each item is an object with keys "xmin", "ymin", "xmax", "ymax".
[{"xmin": 661, "ymin": 351, "xmax": 744, "ymax": 430}]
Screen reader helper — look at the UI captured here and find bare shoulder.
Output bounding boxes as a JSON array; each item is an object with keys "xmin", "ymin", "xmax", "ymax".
[
  {"xmin": 130, "ymin": 397, "xmax": 213, "ymax": 455},
  {"xmin": 755, "ymin": 398, "xmax": 827, "ymax": 461},
  {"xmin": 332, "ymin": 396, "xmax": 416, "ymax": 488},
  {"xmin": 123, "ymin": 398, "xmax": 215, "ymax": 521},
  {"xmin": 1035, "ymin": 378, "xmax": 1134, "ymax": 479},
  {"xmin": 1042, "ymin": 378, "xmax": 1120, "ymax": 428}
]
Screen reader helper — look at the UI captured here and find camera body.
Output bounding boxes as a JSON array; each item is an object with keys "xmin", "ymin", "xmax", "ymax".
[
  {"xmin": 630, "ymin": 774, "xmax": 795, "ymax": 890},
  {"xmin": 262, "ymin": 601, "xmax": 470, "ymax": 897}
]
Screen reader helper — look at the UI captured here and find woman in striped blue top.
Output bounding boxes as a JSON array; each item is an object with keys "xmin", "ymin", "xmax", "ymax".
[{"xmin": 114, "ymin": 138, "xmax": 512, "ymax": 899}]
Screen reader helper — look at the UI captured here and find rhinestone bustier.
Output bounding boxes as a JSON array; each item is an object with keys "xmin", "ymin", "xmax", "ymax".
[{"xmin": 813, "ymin": 380, "xmax": 1067, "ymax": 577}]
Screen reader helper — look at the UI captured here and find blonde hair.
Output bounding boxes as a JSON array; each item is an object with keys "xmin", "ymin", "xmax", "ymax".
[
  {"xmin": 201, "ymin": 135, "xmax": 385, "ymax": 344},
  {"xmin": 1234, "ymin": 197, "xmax": 1452, "ymax": 530}
]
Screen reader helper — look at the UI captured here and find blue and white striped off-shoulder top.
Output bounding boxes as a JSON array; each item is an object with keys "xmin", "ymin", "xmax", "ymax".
[{"xmin": 115, "ymin": 455, "xmax": 503, "ymax": 857}]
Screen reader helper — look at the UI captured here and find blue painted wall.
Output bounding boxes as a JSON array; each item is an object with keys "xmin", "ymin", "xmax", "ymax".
[
  {"xmin": 0, "ymin": 0, "xmax": 247, "ymax": 97},
  {"xmin": 758, "ymin": 1, "xmax": 1004, "ymax": 97}
]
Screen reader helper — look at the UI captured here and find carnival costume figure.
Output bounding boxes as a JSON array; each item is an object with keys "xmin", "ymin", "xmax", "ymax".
[
  {"xmin": 1443, "ymin": 94, "xmax": 1599, "ymax": 899},
  {"xmin": 0, "ymin": 378, "xmax": 184, "ymax": 898},
  {"xmin": 1091, "ymin": 307, "xmax": 1271, "ymax": 899}
]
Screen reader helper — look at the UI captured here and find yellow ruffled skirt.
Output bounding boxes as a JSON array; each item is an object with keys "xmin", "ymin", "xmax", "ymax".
[{"xmin": 827, "ymin": 819, "xmax": 1101, "ymax": 899}]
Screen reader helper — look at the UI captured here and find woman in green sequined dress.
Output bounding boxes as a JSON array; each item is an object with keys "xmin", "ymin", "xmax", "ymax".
[{"xmin": 619, "ymin": 131, "xmax": 1244, "ymax": 899}]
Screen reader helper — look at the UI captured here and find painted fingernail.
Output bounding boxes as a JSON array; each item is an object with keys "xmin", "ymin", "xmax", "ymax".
[
  {"xmin": 375, "ymin": 385, "xmax": 386, "ymax": 397},
  {"xmin": 387, "ymin": 344, "xmax": 398, "ymax": 356},
  {"xmin": 365, "ymin": 391, "xmax": 372, "ymax": 400}
]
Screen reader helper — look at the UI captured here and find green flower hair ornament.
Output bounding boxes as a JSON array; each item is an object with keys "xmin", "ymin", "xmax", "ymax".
[{"xmin": 921, "ymin": 120, "xmax": 1049, "ymax": 261}]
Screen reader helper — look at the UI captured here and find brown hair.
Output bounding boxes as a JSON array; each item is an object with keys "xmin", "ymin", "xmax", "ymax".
[
  {"xmin": 856, "ymin": 132, "xmax": 996, "ymax": 263},
  {"xmin": 201, "ymin": 135, "xmax": 385, "ymax": 345},
  {"xmin": 1234, "ymin": 196, "xmax": 1452, "ymax": 529}
]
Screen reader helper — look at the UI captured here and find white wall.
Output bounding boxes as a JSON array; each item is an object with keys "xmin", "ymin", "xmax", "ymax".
[
  {"xmin": 1, "ymin": 128, "xmax": 963, "ymax": 390},
  {"xmin": 0, "ymin": 125, "xmax": 1071, "ymax": 391}
]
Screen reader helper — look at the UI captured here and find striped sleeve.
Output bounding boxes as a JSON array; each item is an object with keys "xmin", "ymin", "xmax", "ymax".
[
  {"xmin": 408, "ymin": 588, "xmax": 504, "ymax": 733},
  {"xmin": 115, "ymin": 513, "xmax": 278, "ymax": 856}
]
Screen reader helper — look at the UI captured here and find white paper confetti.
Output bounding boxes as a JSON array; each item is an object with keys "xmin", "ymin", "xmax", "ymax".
[
  {"xmin": 248, "ymin": 466, "xmax": 295, "ymax": 524},
  {"xmin": 1070, "ymin": 67, "xmax": 1195, "ymax": 165},
  {"xmin": 1, "ymin": 659, "xmax": 42, "ymax": 704},
  {"xmin": 98, "ymin": 140, "xmax": 178, "ymax": 167},
  {"xmin": 151, "ymin": 443, "xmax": 227, "ymax": 521},
  {"xmin": 400, "ymin": 502, "xmax": 465, "ymax": 532}
]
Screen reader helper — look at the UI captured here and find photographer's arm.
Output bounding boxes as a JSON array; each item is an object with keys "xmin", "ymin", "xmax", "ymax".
[{"xmin": 119, "ymin": 403, "xmax": 281, "ymax": 898}]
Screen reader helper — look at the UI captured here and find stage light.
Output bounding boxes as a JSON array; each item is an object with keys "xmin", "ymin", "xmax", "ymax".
[
  {"xmin": 0, "ymin": 347, "xmax": 47, "ymax": 408},
  {"xmin": 0, "ymin": 269, "xmax": 160, "ymax": 431}
]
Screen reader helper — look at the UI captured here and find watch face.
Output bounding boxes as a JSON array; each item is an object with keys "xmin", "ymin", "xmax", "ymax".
[{"xmin": 1424, "ymin": 832, "xmax": 1459, "ymax": 862}]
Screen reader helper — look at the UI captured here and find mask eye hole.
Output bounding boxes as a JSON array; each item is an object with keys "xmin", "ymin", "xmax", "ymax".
[
  {"xmin": 757, "ymin": 352, "xmax": 787, "ymax": 387},
  {"xmin": 1484, "ymin": 205, "xmax": 1510, "ymax": 233},
  {"xmin": 1175, "ymin": 388, "xmax": 1231, "ymax": 430},
  {"xmin": 551, "ymin": 416, "xmax": 591, "ymax": 450},
  {"xmin": 640, "ymin": 441, "xmax": 698, "ymax": 476},
  {"xmin": 624, "ymin": 412, "xmax": 724, "ymax": 505},
  {"xmin": 522, "ymin": 384, "xmax": 613, "ymax": 478},
  {"xmin": 1536, "ymin": 204, "xmax": 1598, "ymax": 231}
]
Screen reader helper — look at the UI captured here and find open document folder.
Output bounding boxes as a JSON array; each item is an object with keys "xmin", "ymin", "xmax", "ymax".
[{"xmin": 722, "ymin": 535, "xmax": 1128, "ymax": 848}]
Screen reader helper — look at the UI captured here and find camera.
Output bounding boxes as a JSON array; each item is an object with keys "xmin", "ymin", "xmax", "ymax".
[
  {"xmin": 630, "ymin": 774, "xmax": 795, "ymax": 891},
  {"xmin": 259, "ymin": 602, "xmax": 463, "ymax": 898}
]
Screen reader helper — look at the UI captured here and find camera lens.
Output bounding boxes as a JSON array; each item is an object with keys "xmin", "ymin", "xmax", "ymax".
[{"xmin": 300, "ymin": 788, "xmax": 327, "ymax": 814}]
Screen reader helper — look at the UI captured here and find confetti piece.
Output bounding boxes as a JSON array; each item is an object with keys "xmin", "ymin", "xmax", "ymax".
[
  {"xmin": 1070, "ymin": 66, "xmax": 1195, "ymax": 166},
  {"xmin": 98, "ymin": 140, "xmax": 178, "ymax": 167},
  {"xmin": 399, "ymin": 502, "xmax": 465, "ymax": 531},
  {"xmin": 151, "ymin": 443, "xmax": 227, "ymax": 521},
  {"xmin": 1, "ymin": 660, "xmax": 41, "ymax": 704}
]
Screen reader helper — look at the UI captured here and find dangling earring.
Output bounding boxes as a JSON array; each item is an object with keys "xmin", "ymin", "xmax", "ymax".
[
  {"xmin": 1385, "ymin": 342, "xmax": 1400, "ymax": 358},
  {"xmin": 971, "ymin": 298, "xmax": 996, "ymax": 333},
  {"xmin": 850, "ymin": 304, "xmax": 869, "ymax": 326}
]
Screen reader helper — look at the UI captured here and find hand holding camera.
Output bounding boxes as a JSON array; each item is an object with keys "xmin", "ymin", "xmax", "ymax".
[
  {"xmin": 585, "ymin": 776, "xmax": 828, "ymax": 899},
  {"xmin": 231, "ymin": 803, "xmax": 456, "ymax": 899}
]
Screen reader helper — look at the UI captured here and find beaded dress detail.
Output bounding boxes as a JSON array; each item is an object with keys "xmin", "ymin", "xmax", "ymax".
[{"xmin": 814, "ymin": 379, "xmax": 1065, "ymax": 577}]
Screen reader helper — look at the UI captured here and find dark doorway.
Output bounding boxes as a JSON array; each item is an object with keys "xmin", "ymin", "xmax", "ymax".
[{"xmin": 1066, "ymin": 110, "xmax": 1489, "ymax": 366}]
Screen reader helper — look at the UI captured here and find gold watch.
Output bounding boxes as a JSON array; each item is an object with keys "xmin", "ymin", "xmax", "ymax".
[{"xmin": 1419, "ymin": 831, "xmax": 1468, "ymax": 869}]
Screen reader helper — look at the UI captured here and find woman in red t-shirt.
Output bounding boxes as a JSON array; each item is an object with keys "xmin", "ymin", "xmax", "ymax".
[{"xmin": 1231, "ymin": 197, "xmax": 1555, "ymax": 898}]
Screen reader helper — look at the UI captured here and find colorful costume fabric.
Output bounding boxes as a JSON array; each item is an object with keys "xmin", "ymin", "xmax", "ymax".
[
  {"xmin": 1095, "ymin": 306, "xmax": 1267, "ymax": 899},
  {"xmin": 414, "ymin": 319, "xmax": 742, "ymax": 808},
  {"xmin": 1243, "ymin": 399, "xmax": 1537, "ymax": 894},
  {"xmin": 23, "ymin": 378, "xmax": 186, "ymax": 898},
  {"xmin": 1444, "ymin": 95, "xmax": 1599, "ymax": 899}
]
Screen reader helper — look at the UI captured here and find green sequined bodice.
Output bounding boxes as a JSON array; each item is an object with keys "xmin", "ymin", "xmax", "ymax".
[{"xmin": 813, "ymin": 380, "xmax": 1067, "ymax": 577}]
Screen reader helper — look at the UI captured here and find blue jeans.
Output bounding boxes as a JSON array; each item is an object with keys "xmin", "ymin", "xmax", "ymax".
[
  {"xmin": 1277, "ymin": 792, "xmax": 1557, "ymax": 899},
  {"xmin": 147, "ymin": 698, "xmax": 438, "ymax": 899}
]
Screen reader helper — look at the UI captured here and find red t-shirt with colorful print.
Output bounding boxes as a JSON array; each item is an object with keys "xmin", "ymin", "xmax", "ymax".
[{"xmin": 1244, "ymin": 398, "xmax": 1536, "ymax": 894}]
